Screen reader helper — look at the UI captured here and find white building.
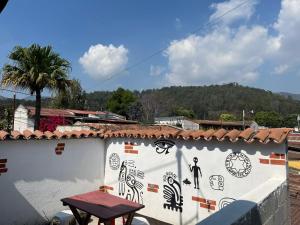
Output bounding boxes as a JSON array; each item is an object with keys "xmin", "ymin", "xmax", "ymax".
[{"xmin": 155, "ymin": 116, "xmax": 199, "ymax": 130}]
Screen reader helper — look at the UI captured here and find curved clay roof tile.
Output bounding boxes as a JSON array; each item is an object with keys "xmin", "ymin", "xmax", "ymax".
[
  {"xmin": 238, "ymin": 128, "xmax": 255, "ymax": 140},
  {"xmin": 212, "ymin": 128, "xmax": 227, "ymax": 140},
  {"xmin": 223, "ymin": 129, "xmax": 241, "ymax": 142},
  {"xmin": 253, "ymin": 129, "xmax": 270, "ymax": 143},
  {"xmin": 11, "ymin": 130, "xmax": 24, "ymax": 140},
  {"xmin": 0, "ymin": 130, "xmax": 9, "ymax": 140}
]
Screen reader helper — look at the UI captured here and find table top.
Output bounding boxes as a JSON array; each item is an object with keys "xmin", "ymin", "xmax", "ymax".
[{"xmin": 61, "ymin": 191, "xmax": 144, "ymax": 221}]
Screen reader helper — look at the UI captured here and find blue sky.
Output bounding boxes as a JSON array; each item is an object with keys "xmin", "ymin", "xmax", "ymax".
[{"xmin": 1, "ymin": 0, "xmax": 300, "ymax": 96}]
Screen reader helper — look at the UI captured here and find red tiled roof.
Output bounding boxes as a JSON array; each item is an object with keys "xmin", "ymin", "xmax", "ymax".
[
  {"xmin": 0, "ymin": 127, "xmax": 292, "ymax": 144},
  {"xmin": 26, "ymin": 106, "xmax": 75, "ymax": 117},
  {"xmin": 25, "ymin": 106, "xmax": 105, "ymax": 117}
]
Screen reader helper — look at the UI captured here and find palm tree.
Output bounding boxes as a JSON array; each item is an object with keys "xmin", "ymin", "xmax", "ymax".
[{"xmin": 1, "ymin": 44, "xmax": 71, "ymax": 130}]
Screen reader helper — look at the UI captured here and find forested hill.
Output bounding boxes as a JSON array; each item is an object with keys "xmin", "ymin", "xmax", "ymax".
[
  {"xmin": 1, "ymin": 83, "xmax": 300, "ymax": 122},
  {"xmin": 84, "ymin": 83, "xmax": 300, "ymax": 121}
]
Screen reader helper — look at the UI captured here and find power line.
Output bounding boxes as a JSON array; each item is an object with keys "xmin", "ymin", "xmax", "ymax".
[
  {"xmin": 101, "ymin": 0, "xmax": 253, "ymax": 83},
  {"xmin": 0, "ymin": 88, "xmax": 35, "ymax": 96}
]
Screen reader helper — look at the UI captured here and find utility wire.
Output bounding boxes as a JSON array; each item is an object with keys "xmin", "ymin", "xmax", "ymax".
[
  {"xmin": 0, "ymin": 88, "xmax": 36, "ymax": 96},
  {"xmin": 101, "ymin": 0, "xmax": 253, "ymax": 83}
]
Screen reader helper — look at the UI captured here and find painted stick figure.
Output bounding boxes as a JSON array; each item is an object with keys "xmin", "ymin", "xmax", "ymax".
[{"xmin": 189, "ymin": 157, "xmax": 202, "ymax": 189}]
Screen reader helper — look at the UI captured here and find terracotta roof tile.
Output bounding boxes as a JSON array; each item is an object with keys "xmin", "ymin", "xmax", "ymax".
[
  {"xmin": 0, "ymin": 130, "xmax": 9, "ymax": 140},
  {"xmin": 0, "ymin": 127, "xmax": 292, "ymax": 144},
  {"xmin": 223, "ymin": 129, "xmax": 241, "ymax": 142}
]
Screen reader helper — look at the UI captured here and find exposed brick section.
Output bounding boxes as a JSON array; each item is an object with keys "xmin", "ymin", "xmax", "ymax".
[
  {"xmin": 259, "ymin": 152, "xmax": 286, "ymax": 166},
  {"xmin": 99, "ymin": 185, "xmax": 114, "ymax": 192},
  {"xmin": 0, "ymin": 158, "xmax": 8, "ymax": 176},
  {"xmin": 55, "ymin": 143, "xmax": 65, "ymax": 155},
  {"xmin": 147, "ymin": 183, "xmax": 159, "ymax": 193},
  {"xmin": 0, "ymin": 159, "xmax": 7, "ymax": 163},
  {"xmin": 259, "ymin": 159, "xmax": 270, "ymax": 164},
  {"xmin": 124, "ymin": 142, "xmax": 139, "ymax": 154},
  {"xmin": 270, "ymin": 159, "xmax": 286, "ymax": 165},
  {"xmin": 192, "ymin": 196, "xmax": 216, "ymax": 211}
]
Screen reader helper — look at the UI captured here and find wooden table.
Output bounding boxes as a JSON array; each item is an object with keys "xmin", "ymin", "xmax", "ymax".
[{"xmin": 61, "ymin": 191, "xmax": 145, "ymax": 225}]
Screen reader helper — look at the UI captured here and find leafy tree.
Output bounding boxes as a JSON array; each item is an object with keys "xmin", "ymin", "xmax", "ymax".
[
  {"xmin": 51, "ymin": 79, "xmax": 86, "ymax": 109},
  {"xmin": 106, "ymin": 87, "xmax": 137, "ymax": 118},
  {"xmin": 127, "ymin": 101, "xmax": 143, "ymax": 121},
  {"xmin": 282, "ymin": 114, "xmax": 299, "ymax": 128},
  {"xmin": 255, "ymin": 111, "xmax": 283, "ymax": 128},
  {"xmin": 0, "ymin": 109, "xmax": 13, "ymax": 131},
  {"xmin": 1, "ymin": 44, "xmax": 71, "ymax": 130},
  {"xmin": 172, "ymin": 107, "xmax": 196, "ymax": 119},
  {"xmin": 220, "ymin": 113, "xmax": 237, "ymax": 121}
]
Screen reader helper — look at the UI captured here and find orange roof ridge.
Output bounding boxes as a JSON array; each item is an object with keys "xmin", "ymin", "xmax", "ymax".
[{"xmin": 0, "ymin": 128, "xmax": 292, "ymax": 144}]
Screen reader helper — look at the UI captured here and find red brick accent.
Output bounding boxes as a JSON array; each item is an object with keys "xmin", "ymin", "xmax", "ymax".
[
  {"xmin": 124, "ymin": 142, "xmax": 139, "ymax": 154},
  {"xmin": 259, "ymin": 159, "xmax": 270, "ymax": 164},
  {"xmin": 99, "ymin": 185, "xmax": 114, "ymax": 192},
  {"xmin": 270, "ymin": 153, "xmax": 285, "ymax": 159},
  {"xmin": 270, "ymin": 159, "xmax": 286, "ymax": 165},
  {"xmin": 148, "ymin": 184, "xmax": 159, "ymax": 189},
  {"xmin": 0, "ymin": 168, "xmax": 8, "ymax": 173},
  {"xmin": 147, "ymin": 188, "xmax": 159, "ymax": 193},
  {"xmin": 200, "ymin": 203, "xmax": 216, "ymax": 210},
  {"xmin": 0, "ymin": 159, "xmax": 7, "ymax": 163},
  {"xmin": 125, "ymin": 150, "xmax": 139, "ymax": 154},
  {"xmin": 0, "ymin": 164, "xmax": 6, "ymax": 168},
  {"xmin": 147, "ymin": 183, "xmax": 159, "ymax": 193},
  {"xmin": 192, "ymin": 197, "xmax": 216, "ymax": 206},
  {"xmin": 55, "ymin": 143, "xmax": 65, "ymax": 155}
]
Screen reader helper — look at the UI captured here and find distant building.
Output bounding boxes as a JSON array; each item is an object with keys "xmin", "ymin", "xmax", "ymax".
[
  {"xmin": 14, "ymin": 104, "xmax": 136, "ymax": 132},
  {"xmin": 194, "ymin": 120, "xmax": 258, "ymax": 131},
  {"xmin": 154, "ymin": 116, "xmax": 199, "ymax": 130}
]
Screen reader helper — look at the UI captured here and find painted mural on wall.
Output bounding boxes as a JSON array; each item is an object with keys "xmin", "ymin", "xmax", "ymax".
[
  {"xmin": 163, "ymin": 172, "xmax": 183, "ymax": 212},
  {"xmin": 109, "ymin": 153, "xmax": 120, "ymax": 170},
  {"xmin": 209, "ymin": 175, "xmax": 224, "ymax": 191},
  {"xmin": 218, "ymin": 197, "xmax": 236, "ymax": 209},
  {"xmin": 154, "ymin": 139, "xmax": 175, "ymax": 155},
  {"xmin": 225, "ymin": 152, "xmax": 251, "ymax": 178},
  {"xmin": 189, "ymin": 157, "xmax": 202, "ymax": 189},
  {"xmin": 118, "ymin": 160, "xmax": 144, "ymax": 204}
]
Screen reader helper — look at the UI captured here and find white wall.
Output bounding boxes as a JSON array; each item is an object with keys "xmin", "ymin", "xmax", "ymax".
[
  {"xmin": 104, "ymin": 138, "xmax": 287, "ymax": 225},
  {"xmin": 0, "ymin": 138, "xmax": 105, "ymax": 225},
  {"xmin": 14, "ymin": 105, "xmax": 34, "ymax": 132}
]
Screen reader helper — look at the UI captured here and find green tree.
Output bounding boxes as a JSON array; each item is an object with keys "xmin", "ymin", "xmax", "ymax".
[
  {"xmin": 0, "ymin": 109, "xmax": 13, "ymax": 131},
  {"xmin": 106, "ymin": 87, "xmax": 137, "ymax": 118},
  {"xmin": 51, "ymin": 79, "xmax": 86, "ymax": 109},
  {"xmin": 282, "ymin": 114, "xmax": 298, "ymax": 128},
  {"xmin": 1, "ymin": 44, "xmax": 72, "ymax": 130},
  {"xmin": 220, "ymin": 113, "xmax": 237, "ymax": 121},
  {"xmin": 255, "ymin": 111, "xmax": 283, "ymax": 128},
  {"xmin": 172, "ymin": 107, "xmax": 196, "ymax": 119}
]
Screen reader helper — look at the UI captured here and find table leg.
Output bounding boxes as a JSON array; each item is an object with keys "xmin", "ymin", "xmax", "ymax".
[
  {"xmin": 69, "ymin": 205, "xmax": 91, "ymax": 225},
  {"xmin": 125, "ymin": 213, "xmax": 135, "ymax": 225}
]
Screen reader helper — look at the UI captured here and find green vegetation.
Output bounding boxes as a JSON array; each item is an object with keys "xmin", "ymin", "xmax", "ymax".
[
  {"xmin": 1, "ymin": 81, "xmax": 300, "ymax": 129},
  {"xmin": 106, "ymin": 87, "xmax": 138, "ymax": 119},
  {"xmin": 220, "ymin": 113, "xmax": 237, "ymax": 121},
  {"xmin": 1, "ymin": 44, "xmax": 72, "ymax": 130},
  {"xmin": 51, "ymin": 79, "xmax": 86, "ymax": 109}
]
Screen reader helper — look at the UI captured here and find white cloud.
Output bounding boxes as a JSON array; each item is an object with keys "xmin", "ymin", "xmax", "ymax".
[
  {"xmin": 150, "ymin": 65, "xmax": 165, "ymax": 76},
  {"xmin": 272, "ymin": 0, "xmax": 300, "ymax": 75},
  {"xmin": 164, "ymin": 0, "xmax": 300, "ymax": 85},
  {"xmin": 79, "ymin": 44, "xmax": 128, "ymax": 80},
  {"xmin": 210, "ymin": 0, "xmax": 258, "ymax": 25},
  {"xmin": 165, "ymin": 26, "xmax": 277, "ymax": 85}
]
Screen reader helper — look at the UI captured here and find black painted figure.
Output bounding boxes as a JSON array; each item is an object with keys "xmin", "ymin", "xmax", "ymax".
[
  {"xmin": 118, "ymin": 162, "xmax": 127, "ymax": 196},
  {"xmin": 163, "ymin": 176, "xmax": 183, "ymax": 212},
  {"xmin": 118, "ymin": 160, "xmax": 144, "ymax": 204},
  {"xmin": 189, "ymin": 157, "xmax": 202, "ymax": 189}
]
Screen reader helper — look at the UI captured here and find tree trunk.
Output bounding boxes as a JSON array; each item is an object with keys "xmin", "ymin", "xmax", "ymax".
[{"xmin": 34, "ymin": 89, "xmax": 42, "ymax": 130}]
